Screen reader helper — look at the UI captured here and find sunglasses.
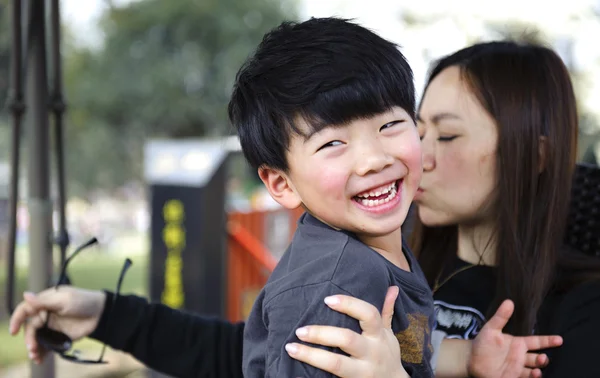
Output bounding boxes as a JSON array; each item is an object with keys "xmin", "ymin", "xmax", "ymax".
[{"xmin": 35, "ymin": 237, "xmax": 132, "ymax": 364}]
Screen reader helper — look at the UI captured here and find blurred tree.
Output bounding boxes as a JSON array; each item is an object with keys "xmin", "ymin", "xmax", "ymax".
[{"xmin": 64, "ymin": 0, "xmax": 297, "ymax": 195}]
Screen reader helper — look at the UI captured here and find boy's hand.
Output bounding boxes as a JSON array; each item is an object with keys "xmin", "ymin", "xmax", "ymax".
[{"xmin": 468, "ymin": 300, "xmax": 563, "ymax": 378}]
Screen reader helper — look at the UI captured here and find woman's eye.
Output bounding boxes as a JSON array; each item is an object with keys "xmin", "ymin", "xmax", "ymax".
[
  {"xmin": 380, "ymin": 120, "xmax": 404, "ymax": 131},
  {"xmin": 317, "ymin": 140, "xmax": 344, "ymax": 151},
  {"xmin": 438, "ymin": 136, "xmax": 458, "ymax": 142}
]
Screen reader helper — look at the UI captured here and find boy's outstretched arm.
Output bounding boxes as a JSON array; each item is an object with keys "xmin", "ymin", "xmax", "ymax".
[{"xmin": 435, "ymin": 300, "xmax": 563, "ymax": 378}]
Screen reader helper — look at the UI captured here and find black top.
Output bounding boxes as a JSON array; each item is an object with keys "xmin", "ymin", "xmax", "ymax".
[
  {"xmin": 432, "ymin": 255, "xmax": 600, "ymax": 378},
  {"xmin": 243, "ymin": 212, "xmax": 434, "ymax": 378}
]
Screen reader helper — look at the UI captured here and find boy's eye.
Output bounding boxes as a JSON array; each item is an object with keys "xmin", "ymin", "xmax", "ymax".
[
  {"xmin": 438, "ymin": 136, "xmax": 458, "ymax": 142},
  {"xmin": 317, "ymin": 140, "xmax": 344, "ymax": 151},
  {"xmin": 380, "ymin": 120, "xmax": 404, "ymax": 131}
]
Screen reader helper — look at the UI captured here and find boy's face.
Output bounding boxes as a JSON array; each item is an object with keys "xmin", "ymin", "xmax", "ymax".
[{"xmin": 260, "ymin": 107, "xmax": 422, "ymax": 238}]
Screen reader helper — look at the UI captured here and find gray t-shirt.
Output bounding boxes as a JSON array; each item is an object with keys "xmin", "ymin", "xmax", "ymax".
[{"xmin": 242, "ymin": 212, "xmax": 435, "ymax": 378}]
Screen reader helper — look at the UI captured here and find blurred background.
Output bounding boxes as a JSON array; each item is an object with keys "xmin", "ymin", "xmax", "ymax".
[{"xmin": 0, "ymin": 0, "xmax": 599, "ymax": 376}]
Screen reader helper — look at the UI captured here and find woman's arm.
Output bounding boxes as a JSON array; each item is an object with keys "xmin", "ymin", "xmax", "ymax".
[
  {"xmin": 91, "ymin": 291, "xmax": 245, "ymax": 378},
  {"xmin": 10, "ymin": 286, "xmax": 246, "ymax": 378}
]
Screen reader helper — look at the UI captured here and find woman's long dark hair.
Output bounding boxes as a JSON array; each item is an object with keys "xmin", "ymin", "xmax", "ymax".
[{"xmin": 411, "ymin": 41, "xmax": 596, "ymax": 336}]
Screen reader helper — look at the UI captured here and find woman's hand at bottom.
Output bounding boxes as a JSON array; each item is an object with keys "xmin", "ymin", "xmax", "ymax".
[{"xmin": 285, "ymin": 286, "xmax": 408, "ymax": 378}]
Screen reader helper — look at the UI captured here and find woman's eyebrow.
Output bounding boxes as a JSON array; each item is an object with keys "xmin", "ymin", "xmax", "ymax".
[{"xmin": 417, "ymin": 112, "xmax": 462, "ymax": 124}]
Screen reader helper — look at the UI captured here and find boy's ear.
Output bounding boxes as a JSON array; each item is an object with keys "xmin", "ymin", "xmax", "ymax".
[{"xmin": 258, "ymin": 166, "xmax": 302, "ymax": 209}]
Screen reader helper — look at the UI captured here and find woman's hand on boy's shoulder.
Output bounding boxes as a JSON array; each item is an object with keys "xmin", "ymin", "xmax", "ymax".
[{"xmin": 285, "ymin": 286, "xmax": 409, "ymax": 378}]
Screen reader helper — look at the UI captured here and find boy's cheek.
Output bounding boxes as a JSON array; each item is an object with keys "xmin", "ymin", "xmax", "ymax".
[
  {"xmin": 390, "ymin": 130, "xmax": 422, "ymax": 170},
  {"xmin": 405, "ymin": 142, "xmax": 424, "ymax": 190},
  {"xmin": 404, "ymin": 139, "xmax": 424, "ymax": 172},
  {"xmin": 307, "ymin": 168, "xmax": 348, "ymax": 200}
]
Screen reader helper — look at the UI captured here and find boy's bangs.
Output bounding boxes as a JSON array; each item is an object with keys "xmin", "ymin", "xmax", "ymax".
[{"xmin": 292, "ymin": 78, "xmax": 413, "ymax": 137}]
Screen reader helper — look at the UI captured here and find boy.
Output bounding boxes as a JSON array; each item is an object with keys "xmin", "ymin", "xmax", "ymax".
[{"xmin": 230, "ymin": 17, "xmax": 431, "ymax": 377}]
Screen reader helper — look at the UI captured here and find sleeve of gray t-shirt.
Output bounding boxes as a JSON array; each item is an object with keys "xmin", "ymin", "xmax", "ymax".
[{"xmin": 261, "ymin": 281, "xmax": 384, "ymax": 378}]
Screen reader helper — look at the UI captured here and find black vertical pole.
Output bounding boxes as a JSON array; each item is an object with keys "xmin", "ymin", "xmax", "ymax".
[
  {"xmin": 48, "ymin": 0, "xmax": 69, "ymax": 268},
  {"xmin": 5, "ymin": 0, "xmax": 24, "ymax": 316},
  {"xmin": 25, "ymin": 0, "xmax": 55, "ymax": 376}
]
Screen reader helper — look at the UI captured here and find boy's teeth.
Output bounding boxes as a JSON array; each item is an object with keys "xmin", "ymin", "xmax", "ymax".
[
  {"xmin": 358, "ymin": 185, "xmax": 398, "ymax": 207},
  {"xmin": 358, "ymin": 182, "xmax": 395, "ymax": 198}
]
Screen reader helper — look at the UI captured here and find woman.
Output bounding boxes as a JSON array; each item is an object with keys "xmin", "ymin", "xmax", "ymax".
[
  {"xmin": 9, "ymin": 41, "xmax": 586, "ymax": 377},
  {"xmin": 290, "ymin": 41, "xmax": 600, "ymax": 377}
]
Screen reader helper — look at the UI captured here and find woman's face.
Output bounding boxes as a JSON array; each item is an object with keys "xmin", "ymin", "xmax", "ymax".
[{"xmin": 415, "ymin": 66, "xmax": 498, "ymax": 226}]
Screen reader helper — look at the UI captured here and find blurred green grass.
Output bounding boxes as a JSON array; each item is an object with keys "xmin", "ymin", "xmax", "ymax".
[{"xmin": 0, "ymin": 233, "xmax": 148, "ymax": 368}]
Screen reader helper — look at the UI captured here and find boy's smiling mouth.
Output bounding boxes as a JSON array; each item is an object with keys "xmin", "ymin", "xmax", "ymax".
[{"xmin": 352, "ymin": 180, "xmax": 402, "ymax": 211}]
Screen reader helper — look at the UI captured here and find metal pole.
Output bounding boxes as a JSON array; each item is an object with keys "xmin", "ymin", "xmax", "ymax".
[
  {"xmin": 5, "ymin": 0, "xmax": 24, "ymax": 317},
  {"xmin": 25, "ymin": 0, "xmax": 55, "ymax": 376},
  {"xmin": 48, "ymin": 0, "xmax": 69, "ymax": 270}
]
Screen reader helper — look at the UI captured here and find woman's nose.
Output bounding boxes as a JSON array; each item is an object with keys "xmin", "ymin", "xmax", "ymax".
[{"xmin": 421, "ymin": 138, "xmax": 436, "ymax": 171}]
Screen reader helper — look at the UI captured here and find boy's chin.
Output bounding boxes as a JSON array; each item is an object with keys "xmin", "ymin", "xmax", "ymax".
[{"xmin": 352, "ymin": 222, "xmax": 404, "ymax": 237}]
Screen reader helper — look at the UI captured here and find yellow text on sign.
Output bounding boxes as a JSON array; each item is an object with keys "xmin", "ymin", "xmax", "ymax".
[{"xmin": 161, "ymin": 199, "xmax": 185, "ymax": 309}]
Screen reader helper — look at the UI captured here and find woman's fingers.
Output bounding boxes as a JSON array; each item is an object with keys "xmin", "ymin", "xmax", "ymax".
[
  {"xmin": 286, "ymin": 342, "xmax": 358, "ymax": 378},
  {"xmin": 323, "ymin": 295, "xmax": 383, "ymax": 336},
  {"xmin": 381, "ymin": 286, "xmax": 399, "ymax": 329},
  {"xmin": 295, "ymin": 325, "xmax": 365, "ymax": 358},
  {"xmin": 9, "ymin": 297, "xmax": 40, "ymax": 335},
  {"xmin": 290, "ymin": 288, "xmax": 406, "ymax": 378},
  {"xmin": 24, "ymin": 314, "xmax": 46, "ymax": 352},
  {"xmin": 9, "ymin": 293, "xmax": 54, "ymax": 365},
  {"xmin": 22, "ymin": 312, "xmax": 49, "ymax": 364}
]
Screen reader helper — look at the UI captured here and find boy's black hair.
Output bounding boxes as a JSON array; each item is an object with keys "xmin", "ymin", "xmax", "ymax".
[{"xmin": 228, "ymin": 17, "xmax": 415, "ymax": 171}]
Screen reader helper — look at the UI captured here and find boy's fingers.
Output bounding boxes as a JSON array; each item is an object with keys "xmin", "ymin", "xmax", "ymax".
[
  {"xmin": 523, "ymin": 335, "xmax": 563, "ymax": 351},
  {"xmin": 381, "ymin": 286, "xmax": 399, "ymax": 330},
  {"xmin": 525, "ymin": 353, "xmax": 548, "ymax": 368},
  {"xmin": 484, "ymin": 299, "xmax": 514, "ymax": 331},
  {"xmin": 520, "ymin": 367, "xmax": 542, "ymax": 378},
  {"xmin": 286, "ymin": 342, "xmax": 356, "ymax": 377},
  {"xmin": 295, "ymin": 325, "xmax": 365, "ymax": 358},
  {"xmin": 324, "ymin": 295, "xmax": 383, "ymax": 335}
]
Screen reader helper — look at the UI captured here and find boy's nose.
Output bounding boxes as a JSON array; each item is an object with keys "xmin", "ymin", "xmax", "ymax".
[{"xmin": 355, "ymin": 144, "xmax": 394, "ymax": 176}]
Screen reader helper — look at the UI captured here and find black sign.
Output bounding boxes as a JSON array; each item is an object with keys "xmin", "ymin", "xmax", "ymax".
[{"xmin": 149, "ymin": 161, "xmax": 228, "ymax": 317}]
